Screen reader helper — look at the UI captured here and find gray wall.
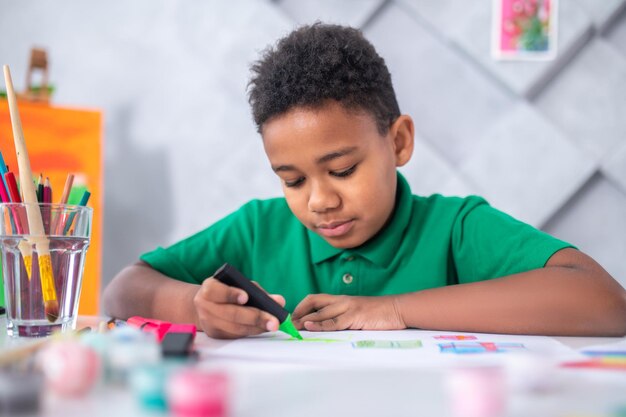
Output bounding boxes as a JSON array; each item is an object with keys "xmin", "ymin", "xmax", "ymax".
[{"xmin": 0, "ymin": 0, "xmax": 625, "ymax": 309}]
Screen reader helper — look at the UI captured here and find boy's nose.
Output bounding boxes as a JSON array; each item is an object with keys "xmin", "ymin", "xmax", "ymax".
[{"xmin": 308, "ymin": 182, "xmax": 341, "ymax": 213}]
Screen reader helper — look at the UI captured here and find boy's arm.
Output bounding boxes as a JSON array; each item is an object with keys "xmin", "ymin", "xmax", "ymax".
[
  {"xmin": 102, "ymin": 261, "xmax": 284, "ymax": 339},
  {"xmin": 102, "ymin": 261, "xmax": 201, "ymax": 324},
  {"xmin": 293, "ymin": 248, "xmax": 626, "ymax": 336},
  {"xmin": 396, "ymin": 248, "xmax": 626, "ymax": 336}
]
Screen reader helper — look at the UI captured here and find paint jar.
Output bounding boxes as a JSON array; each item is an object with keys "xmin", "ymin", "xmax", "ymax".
[
  {"xmin": 0, "ymin": 203, "xmax": 92, "ymax": 337},
  {"xmin": 0, "ymin": 368, "xmax": 45, "ymax": 416},
  {"xmin": 445, "ymin": 365, "xmax": 506, "ymax": 417},
  {"xmin": 167, "ymin": 368, "xmax": 228, "ymax": 417},
  {"xmin": 106, "ymin": 326, "xmax": 162, "ymax": 385},
  {"xmin": 504, "ymin": 351, "xmax": 557, "ymax": 393},
  {"xmin": 130, "ymin": 363, "xmax": 182, "ymax": 411},
  {"xmin": 37, "ymin": 338, "xmax": 101, "ymax": 397}
]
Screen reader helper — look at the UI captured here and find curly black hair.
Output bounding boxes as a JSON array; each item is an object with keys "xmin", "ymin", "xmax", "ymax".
[{"xmin": 248, "ymin": 23, "xmax": 400, "ymax": 135}]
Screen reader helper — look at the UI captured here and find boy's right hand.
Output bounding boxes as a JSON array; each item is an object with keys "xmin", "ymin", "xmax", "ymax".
[{"xmin": 193, "ymin": 277, "xmax": 285, "ymax": 339}]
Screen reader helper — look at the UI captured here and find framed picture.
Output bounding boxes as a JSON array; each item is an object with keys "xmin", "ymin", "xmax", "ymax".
[{"xmin": 492, "ymin": 0, "xmax": 558, "ymax": 60}]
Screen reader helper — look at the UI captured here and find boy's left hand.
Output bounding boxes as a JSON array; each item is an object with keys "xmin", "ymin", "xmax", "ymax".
[{"xmin": 291, "ymin": 294, "xmax": 406, "ymax": 331}]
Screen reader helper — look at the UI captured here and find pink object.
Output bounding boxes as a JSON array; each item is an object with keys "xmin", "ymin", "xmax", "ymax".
[
  {"xmin": 167, "ymin": 369, "xmax": 228, "ymax": 417},
  {"xmin": 127, "ymin": 316, "xmax": 197, "ymax": 343},
  {"xmin": 38, "ymin": 340, "xmax": 101, "ymax": 397},
  {"xmin": 127, "ymin": 316, "xmax": 172, "ymax": 342},
  {"xmin": 445, "ymin": 366, "xmax": 506, "ymax": 417},
  {"xmin": 169, "ymin": 324, "xmax": 197, "ymax": 339}
]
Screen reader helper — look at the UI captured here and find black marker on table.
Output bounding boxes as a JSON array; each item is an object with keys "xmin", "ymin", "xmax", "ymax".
[{"xmin": 213, "ymin": 263, "xmax": 303, "ymax": 340}]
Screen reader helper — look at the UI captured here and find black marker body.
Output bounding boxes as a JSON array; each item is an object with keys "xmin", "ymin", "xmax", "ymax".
[{"xmin": 213, "ymin": 263, "xmax": 302, "ymax": 339}]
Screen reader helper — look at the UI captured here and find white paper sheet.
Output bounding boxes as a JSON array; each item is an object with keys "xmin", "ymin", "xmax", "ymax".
[{"xmin": 196, "ymin": 329, "xmax": 581, "ymax": 368}]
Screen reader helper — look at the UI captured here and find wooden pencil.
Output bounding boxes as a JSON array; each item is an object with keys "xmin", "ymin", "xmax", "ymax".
[
  {"xmin": 59, "ymin": 173, "xmax": 74, "ymax": 205},
  {"xmin": 51, "ymin": 173, "xmax": 73, "ymax": 235},
  {"xmin": 3, "ymin": 65, "xmax": 58, "ymax": 322},
  {"xmin": 0, "ymin": 338, "xmax": 49, "ymax": 367}
]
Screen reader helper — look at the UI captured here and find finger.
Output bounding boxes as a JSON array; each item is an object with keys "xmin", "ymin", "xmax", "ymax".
[
  {"xmin": 294, "ymin": 300, "xmax": 347, "ymax": 325},
  {"xmin": 303, "ymin": 317, "xmax": 345, "ymax": 332},
  {"xmin": 270, "ymin": 294, "xmax": 286, "ymax": 307},
  {"xmin": 292, "ymin": 294, "xmax": 337, "ymax": 320},
  {"xmin": 203, "ymin": 303, "xmax": 280, "ymax": 331},
  {"xmin": 199, "ymin": 305, "xmax": 280, "ymax": 338},
  {"xmin": 250, "ymin": 281, "xmax": 286, "ymax": 306},
  {"xmin": 201, "ymin": 323, "xmax": 249, "ymax": 340},
  {"xmin": 213, "ymin": 313, "xmax": 277, "ymax": 335},
  {"xmin": 199, "ymin": 277, "xmax": 248, "ymax": 305},
  {"xmin": 203, "ymin": 315, "xmax": 270, "ymax": 339},
  {"xmin": 249, "ymin": 281, "xmax": 286, "ymax": 307}
]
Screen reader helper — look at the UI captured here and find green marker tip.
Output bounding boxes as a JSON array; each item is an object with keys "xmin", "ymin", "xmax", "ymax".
[{"xmin": 279, "ymin": 313, "xmax": 303, "ymax": 340}]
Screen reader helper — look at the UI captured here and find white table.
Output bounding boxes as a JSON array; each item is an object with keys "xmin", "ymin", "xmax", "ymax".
[{"xmin": 1, "ymin": 317, "xmax": 625, "ymax": 417}]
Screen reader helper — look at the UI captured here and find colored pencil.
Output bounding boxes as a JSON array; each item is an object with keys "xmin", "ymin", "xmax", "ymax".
[
  {"xmin": 4, "ymin": 171, "xmax": 28, "ymax": 237},
  {"xmin": 43, "ymin": 177, "xmax": 52, "ymax": 234},
  {"xmin": 59, "ymin": 174, "xmax": 74, "ymax": 205},
  {"xmin": 4, "ymin": 171, "xmax": 21, "ymax": 203},
  {"xmin": 0, "ymin": 177, "xmax": 8, "ymax": 203},
  {"xmin": 4, "ymin": 64, "xmax": 58, "ymax": 322},
  {"xmin": 62, "ymin": 190, "xmax": 90, "ymax": 235},
  {"xmin": 52, "ymin": 173, "xmax": 74, "ymax": 235},
  {"xmin": 3, "ymin": 144, "xmax": 33, "ymax": 279},
  {"xmin": 77, "ymin": 190, "xmax": 90, "ymax": 206},
  {"xmin": 43, "ymin": 177, "xmax": 51, "ymax": 204},
  {"xmin": 0, "ymin": 153, "xmax": 19, "ymax": 236},
  {"xmin": 36, "ymin": 173, "xmax": 43, "ymax": 203},
  {"xmin": 0, "ymin": 151, "xmax": 11, "ymax": 201}
]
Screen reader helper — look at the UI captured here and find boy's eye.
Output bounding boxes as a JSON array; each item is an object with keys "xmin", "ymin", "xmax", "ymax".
[
  {"xmin": 330, "ymin": 164, "xmax": 357, "ymax": 178},
  {"xmin": 284, "ymin": 177, "xmax": 305, "ymax": 188}
]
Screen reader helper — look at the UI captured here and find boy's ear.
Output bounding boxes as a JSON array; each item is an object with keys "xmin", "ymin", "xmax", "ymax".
[{"xmin": 389, "ymin": 115, "xmax": 414, "ymax": 167}]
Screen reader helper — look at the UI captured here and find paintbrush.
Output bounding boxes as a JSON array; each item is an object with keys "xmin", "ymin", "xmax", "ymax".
[{"xmin": 3, "ymin": 65, "xmax": 59, "ymax": 322}]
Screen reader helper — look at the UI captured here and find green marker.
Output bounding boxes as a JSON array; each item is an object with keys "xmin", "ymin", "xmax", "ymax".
[{"xmin": 213, "ymin": 263, "xmax": 303, "ymax": 340}]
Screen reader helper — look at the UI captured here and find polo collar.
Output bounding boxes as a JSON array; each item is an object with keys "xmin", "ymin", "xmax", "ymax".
[{"xmin": 308, "ymin": 171, "xmax": 413, "ymax": 267}]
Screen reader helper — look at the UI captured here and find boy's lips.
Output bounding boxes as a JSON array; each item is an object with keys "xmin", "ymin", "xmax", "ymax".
[{"xmin": 316, "ymin": 219, "xmax": 355, "ymax": 237}]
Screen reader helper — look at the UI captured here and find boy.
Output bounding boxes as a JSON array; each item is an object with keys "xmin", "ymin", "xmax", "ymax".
[{"xmin": 103, "ymin": 23, "xmax": 626, "ymax": 339}]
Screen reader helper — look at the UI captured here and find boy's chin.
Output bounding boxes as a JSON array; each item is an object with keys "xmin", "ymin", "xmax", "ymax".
[{"xmin": 320, "ymin": 234, "xmax": 368, "ymax": 250}]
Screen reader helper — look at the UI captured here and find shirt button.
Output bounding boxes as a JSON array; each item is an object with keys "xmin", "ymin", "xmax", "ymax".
[
  {"xmin": 345, "ymin": 256, "xmax": 355, "ymax": 261},
  {"xmin": 342, "ymin": 273, "xmax": 354, "ymax": 284}
]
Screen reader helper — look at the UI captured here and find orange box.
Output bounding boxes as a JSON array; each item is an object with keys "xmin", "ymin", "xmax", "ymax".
[{"xmin": 0, "ymin": 100, "xmax": 102, "ymax": 315}]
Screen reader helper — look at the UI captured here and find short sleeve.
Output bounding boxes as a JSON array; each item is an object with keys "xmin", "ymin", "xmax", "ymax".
[
  {"xmin": 452, "ymin": 198, "xmax": 575, "ymax": 284},
  {"xmin": 139, "ymin": 202, "xmax": 258, "ymax": 284}
]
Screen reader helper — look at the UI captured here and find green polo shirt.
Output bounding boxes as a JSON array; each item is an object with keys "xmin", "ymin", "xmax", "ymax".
[{"xmin": 140, "ymin": 172, "xmax": 573, "ymax": 312}]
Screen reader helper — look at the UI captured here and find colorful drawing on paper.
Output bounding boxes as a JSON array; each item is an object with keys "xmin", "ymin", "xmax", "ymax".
[
  {"xmin": 561, "ymin": 357, "xmax": 626, "ymax": 371},
  {"xmin": 284, "ymin": 337, "xmax": 344, "ymax": 343},
  {"xmin": 439, "ymin": 342, "xmax": 526, "ymax": 354},
  {"xmin": 491, "ymin": 0, "xmax": 558, "ymax": 60},
  {"xmin": 561, "ymin": 350, "xmax": 626, "ymax": 371},
  {"xmin": 434, "ymin": 335, "xmax": 477, "ymax": 340},
  {"xmin": 352, "ymin": 340, "xmax": 423, "ymax": 349},
  {"xmin": 581, "ymin": 351, "xmax": 626, "ymax": 357},
  {"xmin": 263, "ymin": 334, "xmax": 344, "ymax": 343}
]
